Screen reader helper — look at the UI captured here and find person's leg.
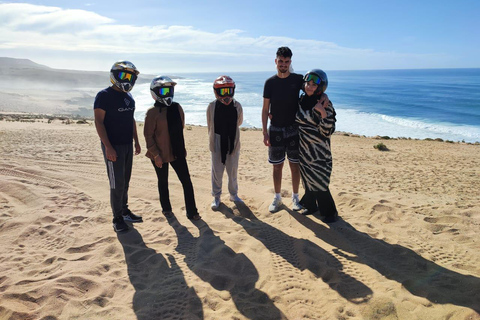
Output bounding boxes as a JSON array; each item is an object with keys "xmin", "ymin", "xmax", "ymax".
[
  {"xmin": 170, "ymin": 157, "xmax": 199, "ymax": 218},
  {"xmin": 272, "ymin": 163, "xmax": 283, "ymax": 193},
  {"xmin": 268, "ymin": 162, "xmax": 284, "ymax": 212},
  {"xmin": 316, "ymin": 188, "xmax": 338, "ymax": 220},
  {"xmin": 102, "ymin": 143, "xmax": 129, "ymax": 231},
  {"xmin": 268, "ymin": 126, "xmax": 286, "ymax": 212},
  {"xmin": 268, "ymin": 125, "xmax": 287, "ymax": 194},
  {"xmin": 117, "ymin": 144, "xmax": 142, "ymax": 222},
  {"xmin": 211, "ymin": 150, "xmax": 225, "ymax": 198},
  {"xmin": 226, "ymin": 150, "xmax": 240, "ymax": 199},
  {"xmin": 151, "ymin": 160, "xmax": 172, "ymax": 212},
  {"xmin": 299, "ymin": 189, "xmax": 318, "ymax": 215},
  {"xmin": 102, "ymin": 143, "xmax": 126, "ymax": 219},
  {"xmin": 210, "ymin": 150, "xmax": 224, "ymax": 210},
  {"xmin": 285, "ymin": 124, "xmax": 300, "ymax": 195},
  {"xmin": 289, "ymin": 162, "xmax": 302, "ymax": 210},
  {"xmin": 122, "ymin": 144, "xmax": 133, "ymax": 213},
  {"xmin": 288, "ymin": 162, "xmax": 301, "ymax": 195}
]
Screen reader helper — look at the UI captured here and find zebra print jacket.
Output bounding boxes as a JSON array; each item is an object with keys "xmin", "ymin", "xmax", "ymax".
[{"xmin": 296, "ymin": 97, "xmax": 336, "ymax": 191}]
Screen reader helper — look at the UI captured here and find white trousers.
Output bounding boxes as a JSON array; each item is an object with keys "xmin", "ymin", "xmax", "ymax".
[{"xmin": 211, "ymin": 134, "xmax": 240, "ymax": 197}]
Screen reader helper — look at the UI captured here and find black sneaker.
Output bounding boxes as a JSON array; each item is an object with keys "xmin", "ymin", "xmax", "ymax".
[
  {"xmin": 122, "ymin": 209, "xmax": 143, "ymax": 223},
  {"xmin": 113, "ymin": 217, "xmax": 129, "ymax": 232}
]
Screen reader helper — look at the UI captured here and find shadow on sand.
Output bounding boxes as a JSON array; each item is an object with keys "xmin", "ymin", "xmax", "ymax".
[
  {"xmin": 167, "ymin": 215, "xmax": 287, "ymax": 320},
  {"xmin": 219, "ymin": 202, "xmax": 373, "ymax": 304},
  {"xmin": 117, "ymin": 227, "xmax": 204, "ymax": 320},
  {"xmin": 287, "ymin": 211, "xmax": 480, "ymax": 314}
]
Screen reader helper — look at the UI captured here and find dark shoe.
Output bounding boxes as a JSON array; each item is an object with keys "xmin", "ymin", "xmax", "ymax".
[
  {"xmin": 113, "ymin": 217, "xmax": 129, "ymax": 232},
  {"xmin": 324, "ymin": 213, "xmax": 338, "ymax": 224},
  {"xmin": 123, "ymin": 209, "xmax": 143, "ymax": 223}
]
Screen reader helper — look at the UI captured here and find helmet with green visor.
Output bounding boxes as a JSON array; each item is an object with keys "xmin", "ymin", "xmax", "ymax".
[
  {"xmin": 150, "ymin": 75, "xmax": 177, "ymax": 106},
  {"xmin": 303, "ymin": 69, "xmax": 328, "ymax": 95}
]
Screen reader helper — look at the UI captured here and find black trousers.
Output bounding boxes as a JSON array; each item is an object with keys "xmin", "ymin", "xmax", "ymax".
[
  {"xmin": 102, "ymin": 143, "xmax": 132, "ymax": 219},
  {"xmin": 151, "ymin": 157, "xmax": 198, "ymax": 218},
  {"xmin": 300, "ymin": 187, "xmax": 337, "ymax": 217}
]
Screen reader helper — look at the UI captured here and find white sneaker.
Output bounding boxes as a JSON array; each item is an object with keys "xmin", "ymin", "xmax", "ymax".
[
  {"xmin": 229, "ymin": 194, "xmax": 243, "ymax": 202},
  {"xmin": 269, "ymin": 197, "xmax": 283, "ymax": 213},
  {"xmin": 292, "ymin": 195, "xmax": 302, "ymax": 211},
  {"xmin": 211, "ymin": 197, "xmax": 221, "ymax": 210}
]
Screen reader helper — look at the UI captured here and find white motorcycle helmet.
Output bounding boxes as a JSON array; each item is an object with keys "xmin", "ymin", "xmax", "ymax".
[
  {"xmin": 213, "ymin": 75, "xmax": 235, "ymax": 105},
  {"xmin": 110, "ymin": 60, "xmax": 140, "ymax": 93},
  {"xmin": 150, "ymin": 75, "xmax": 177, "ymax": 106}
]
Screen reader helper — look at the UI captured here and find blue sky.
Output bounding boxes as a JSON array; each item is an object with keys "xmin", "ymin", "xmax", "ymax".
[{"xmin": 0, "ymin": 1, "xmax": 478, "ymax": 73}]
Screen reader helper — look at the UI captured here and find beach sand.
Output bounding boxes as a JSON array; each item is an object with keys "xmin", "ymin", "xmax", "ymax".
[{"xmin": 0, "ymin": 119, "xmax": 479, "ymax": 320}]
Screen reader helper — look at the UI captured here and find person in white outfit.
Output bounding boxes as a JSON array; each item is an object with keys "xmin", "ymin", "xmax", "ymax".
[{"xmin": 206, "ymin": 75, "xmax": 243, "ymax": 210}]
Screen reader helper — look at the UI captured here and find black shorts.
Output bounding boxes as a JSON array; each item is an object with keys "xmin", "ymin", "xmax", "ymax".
[{"xmin": 268, "ymin": 124, "xmax": 299, "ymax": 165}]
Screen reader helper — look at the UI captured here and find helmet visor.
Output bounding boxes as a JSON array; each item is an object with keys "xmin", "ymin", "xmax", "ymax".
[
  {"xmin": 117, "ymin": 71, "xmax": 137, "ymax": 83},
  {"xmin": 215, "ymin": 87, "xmax": 234, "ymax": 97},
  {"xmin": 304, "ymin": 73, "xmax": 321, "ymax": 85},
  {"xmin": 153, "ymin": 86, "xmax": 174, "ymax": 97}
]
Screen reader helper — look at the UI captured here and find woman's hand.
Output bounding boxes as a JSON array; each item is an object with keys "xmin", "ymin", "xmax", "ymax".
[
  {"xmin": 154, "ymin": 155, "xmax": 163, "ymax": 168},
  {"xmin": 314, "ymin": 93, "xmax": 329, "ymax": 119},
  {"xmin": 134, "ymin": 141, "xmax": 141, "ymax": 155}
]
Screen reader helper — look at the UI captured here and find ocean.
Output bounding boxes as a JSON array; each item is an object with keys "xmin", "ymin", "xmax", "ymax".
[{"xmin": 132, "ymin": 68, "xmax": 480, "ymax": 143}]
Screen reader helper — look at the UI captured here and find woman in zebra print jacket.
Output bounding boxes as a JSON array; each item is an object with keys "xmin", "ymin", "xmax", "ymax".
[{"xmin": 296, "ymin": 69, "xmax": 338, "ymax": 223}]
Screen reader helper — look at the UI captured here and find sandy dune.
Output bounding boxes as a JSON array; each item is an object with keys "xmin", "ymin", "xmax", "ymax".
[{"xmin": 0, "ymin": 120, "xmax": 479, "ymax": 320}]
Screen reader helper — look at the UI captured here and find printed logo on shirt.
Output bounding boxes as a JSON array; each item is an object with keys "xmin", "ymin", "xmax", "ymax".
[
  {"xmin": 118, "ymin": 97, "xmax": 134, "ymax": 112},
  {"xmin": 118, "ymin": 107, "xmax": 135, "ymax": 112}
]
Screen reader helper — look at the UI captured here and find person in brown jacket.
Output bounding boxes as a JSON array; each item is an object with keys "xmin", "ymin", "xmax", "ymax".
[{"xmin": 143, "ymin": 76, "xmax": 201, "ymax": 221}]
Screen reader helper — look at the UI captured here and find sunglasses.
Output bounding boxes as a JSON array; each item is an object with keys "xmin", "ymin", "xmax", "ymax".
[
  {"xmin": 154, "ymin": 86, "xmax": 173, "ymax": 97},
  {"xmin": 304, "ymin": 73, "xmax": 321, "ymax": 85},
  {"xmin": 215, "ymin": 87, "xmax": 234, "ymax": 97},
  {"xmin": 118, "ymin": 71, "xmax": 136, "ymax": 82}
]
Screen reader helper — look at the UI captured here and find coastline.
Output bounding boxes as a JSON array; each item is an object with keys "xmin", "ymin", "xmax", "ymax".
[
  {"xmin": 0, "ymin": 119, "xmax": 479, "ymax": 319},
  {"xmin": 2, "ymin": 112, "xmax": 479, "ymax": 145},
  {"xmin": 2, "ymin": 60, "xmax": 480, "ymax": 144}
]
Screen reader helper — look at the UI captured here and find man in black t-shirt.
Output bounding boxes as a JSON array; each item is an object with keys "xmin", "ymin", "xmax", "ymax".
[
  {"xmin": 94, "ymin": 60, "xmax": 143, "ymax": 232},
  {"xmin": 262, "ymin": 47, "xmax": 303, "ymax": 213}
]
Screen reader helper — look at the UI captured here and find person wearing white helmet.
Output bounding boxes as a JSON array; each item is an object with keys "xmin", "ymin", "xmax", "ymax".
[
  {"xmin": 296, "ymin": 69, "xmax": 338, "ymax": 223},
  {"xmin": 94, "ymin": 60, "xmax": 143, "ymax": 233},
  {"xmin": 207, "ymin": 75, "xmax": 243, "ymax": 210},
  {"xmin": 144, "ymin": 75, "xmax": 201, "ymax": 221}
]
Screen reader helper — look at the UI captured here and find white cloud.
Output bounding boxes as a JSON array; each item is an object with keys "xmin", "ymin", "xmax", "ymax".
[
  {"xmin": 0, "ymin": 3, "xmax": 112, "ymax": 33},
  {"xmin": 0, "ymin": 3, "xmax": 454, "ymax": 72}
]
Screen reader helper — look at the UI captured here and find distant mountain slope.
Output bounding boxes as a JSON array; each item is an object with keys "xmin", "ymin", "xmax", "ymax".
[
  {"xmin": 0, "ymin": 57, "xmax": 52, "ymax": 69},
  {"xmin": 0, "ymin": 57, "xmax": 152, "ymax": 89},
  {"xmin": 0, "ymin": 57, "xmax": 152, "ymax": 116}
]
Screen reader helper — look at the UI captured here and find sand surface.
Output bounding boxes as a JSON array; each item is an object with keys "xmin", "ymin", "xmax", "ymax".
[{"xmin": 0, "ymin": 120, "xmax": 479, "ymax": 320}]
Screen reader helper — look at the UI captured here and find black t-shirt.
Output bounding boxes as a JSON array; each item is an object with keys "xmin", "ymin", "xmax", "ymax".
[
  {"xmin": 93, "ymin": 87, "xmax": 135, "ymax": 145},
  {"xmin": 263, "ymin": 73, "xmax": 303, "ymax": 127}
]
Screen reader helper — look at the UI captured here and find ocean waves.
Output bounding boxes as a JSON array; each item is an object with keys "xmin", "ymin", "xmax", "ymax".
[
  {"xmin": 132, "ymin": 69, "xmax": 480, "ymax": 143},
  {"xmin": 337, "ymin": 107, "xmax": 480, "ymax": 142}
]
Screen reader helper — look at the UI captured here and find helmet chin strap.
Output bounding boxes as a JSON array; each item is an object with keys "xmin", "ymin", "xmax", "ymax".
[
  {"xmin": 160, "ymin": 97, "xmax": 173, "ymax": 106},
  {"xmin": 119, "ymin": 82, "xmax": 133, "ymax": 92},
  {"xmin": 220, "ymin": 97, "xmax": 233, "ymax": 105}
]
